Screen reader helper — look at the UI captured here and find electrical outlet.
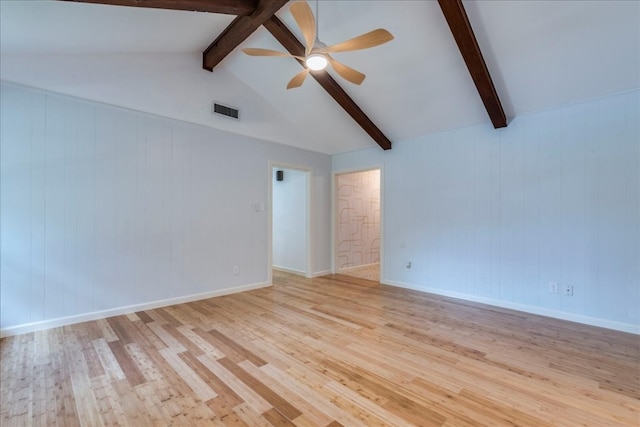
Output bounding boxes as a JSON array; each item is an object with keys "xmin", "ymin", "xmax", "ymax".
[
  {"xmin": 233, "ymin": 266, "xmax": 239, "ymax": 276},
  {"xmin": 549, "ymin": 281, "xmax": 559, "ymax": 294},
  {"xmin": 564, "ymin": 284, "xmax": 574, "ymax": 296},
  {"xmin": 406, "ymin": 261, "xmax": 412, "ymax": 270}
]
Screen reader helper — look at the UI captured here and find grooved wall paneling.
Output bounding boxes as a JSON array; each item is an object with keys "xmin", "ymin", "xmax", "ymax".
[
  {"xmin": 0, "ymin": 82, "xmax": 332, "ymax": 331},
  {"xmin": 333, "ymin": 90, "xmax": 640, "ymax": 331}
]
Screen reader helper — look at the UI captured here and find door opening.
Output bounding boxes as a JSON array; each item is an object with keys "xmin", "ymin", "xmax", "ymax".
[
  {"xmin": 271, "ymin": 166, "xmax": 311, "ymax": 278},
  {"xmin": 334, "ymin": 168, "xmax": 381, "ymax": 282}
]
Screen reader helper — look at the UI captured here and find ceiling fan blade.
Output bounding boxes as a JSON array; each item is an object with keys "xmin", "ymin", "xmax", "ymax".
[
  {"xmin": 289, "ymin": 1, "xmax": 316, "ymax": 56},
  {"xmin": 320, "ymin": 29, "xmax": 394, "ymax": 53},
  {"xmin": 327, "ymin": 56, "xmax": 366, "ymax": 85},
  {"xmin": 287, "ymin": 68, "xmax": 311, "ymax": 89}
]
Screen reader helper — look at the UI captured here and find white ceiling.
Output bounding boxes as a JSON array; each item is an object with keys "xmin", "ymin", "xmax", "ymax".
[{"xmin": 1, "ymin": 0, "xmax": 639, "ymax": 154}]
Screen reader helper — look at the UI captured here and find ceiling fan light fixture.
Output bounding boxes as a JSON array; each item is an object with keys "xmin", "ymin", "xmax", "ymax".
[
  {"xmin": 243, "ymin": 1, "xmax": 393, "ymax": 88},
  {"xmin": 306, "ymin": 53, "xmax": 328, "ymax": 71}
]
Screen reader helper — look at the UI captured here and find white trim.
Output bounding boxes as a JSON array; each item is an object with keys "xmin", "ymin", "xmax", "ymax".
[
  {"xmin": 381, "ymin": 279, "xmax": 640, "ymax": 335},
  {"xmin": 268, "ymin": 163, "xmax": 313, "ymax": 280},
  {"xmin": 273, "ymin": 266, "xmax": 330, "ymax": 278},
  {"xmin": 379, "ymin": 167, "xmax": 385, "ymax": 282},
  {"xmin": 0, "ymin": 281, "xmax": 271, "ymax": 338},
  {"xmin": 267, "ymin": 162, "xmax": 274, "ymax": 286},
  {"xmin": 310, "ymin": 269, "xmax": 332, "ymax": 278},
  {"xmin": 272, "ymin": 266, "xmax": 307, "ymax": 276},
  {"xmin": 331, "ymin": 166, "xmax": 384, "ymax": 275},
  {"xmin": 305, "ymin": 168, "xmax": 313, "ymax": 278},
  {"xmin": 331, "ymin": 171, "xmax": 336, "ymax": 273}
]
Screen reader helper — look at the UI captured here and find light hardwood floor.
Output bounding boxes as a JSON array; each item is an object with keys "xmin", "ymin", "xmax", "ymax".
[
  {"xmin": 1, "ymin": 271, "xmax": 638, "ymax": 426},
  {"xmin": 338, "ymin": 263, "xmax": 380, "ymax": 282}
]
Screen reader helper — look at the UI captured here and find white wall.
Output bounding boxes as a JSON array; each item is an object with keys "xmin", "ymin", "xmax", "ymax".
[
  {"xmin": 333, "ymin": 90, "xmax": 640, "ymax": 333},
  {"xmin": 0, "ymin": 82, "xmax": 332, "ymax": 334},
  {"xmin": 272, "ymin": 168, "xmax": 307, "ymax": 275}
]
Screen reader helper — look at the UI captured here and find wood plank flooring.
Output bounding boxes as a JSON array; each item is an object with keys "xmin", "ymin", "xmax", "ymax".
[{"xmin": 1, "ymin": 271, "xmax": 639, "ymax": 426}]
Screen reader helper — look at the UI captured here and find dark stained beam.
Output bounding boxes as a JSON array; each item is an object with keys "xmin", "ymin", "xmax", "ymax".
[
  {"xmin": 263, "ymin": 16, "xmax": 392, "ymax": 150},
  {"xmin": 202, "ymin": 0, "xmax": 289, "ymax": 71},
  {"xmin": 437, "ymin": 0, "xmax": 507, "ymax": 128},
  {"xmin": 59, "ymin": 0, "xmax": 258, "ymax": 15}
]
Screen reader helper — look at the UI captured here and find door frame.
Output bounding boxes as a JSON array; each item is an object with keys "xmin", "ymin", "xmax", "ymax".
[
  {"xmin": 331, "ymin": 166, "xmax": 384, "ymax": 279},
  {"xmin": 268, "ymin": 162, "xmax": 313, "ymax": 283}
]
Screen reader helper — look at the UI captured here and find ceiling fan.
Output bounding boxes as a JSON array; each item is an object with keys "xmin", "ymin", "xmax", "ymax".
[{"xmin": 242, "ymin": 0, "xmax": 394, "ymax": 89}]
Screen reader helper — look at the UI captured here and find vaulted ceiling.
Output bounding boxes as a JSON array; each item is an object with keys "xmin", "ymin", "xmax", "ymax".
[{"xmin": 1, "ymin": 1, "xmax": 638, "ymax": 154}]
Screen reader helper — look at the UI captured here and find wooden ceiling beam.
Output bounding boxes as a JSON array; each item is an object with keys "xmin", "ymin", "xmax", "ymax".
[
  {"xmin": 202, "ymin": 0, "xmax": 289, "ymax": 71},
  {"xmin": 59, "ymin": 0, "xmax": 259, "ymax": 16},
  {"xmin": 62, "ymin": 0, "xmax": 391, "ymax": 149},
  {"xmin": 437, "ymin": 0, "xmax": 507, "ymax": 128},
  {"xmin": 263, "ymin": 16, "xmax": 392, "ymax": 150}
]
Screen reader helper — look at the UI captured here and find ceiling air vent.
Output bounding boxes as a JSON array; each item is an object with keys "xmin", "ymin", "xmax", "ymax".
[{"xmin": 212, "ymin": 102, "xmax": 239, "ymax": 120}]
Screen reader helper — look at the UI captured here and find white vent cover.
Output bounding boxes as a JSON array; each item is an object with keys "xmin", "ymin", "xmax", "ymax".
[{"xmin": 212, "ymin": 101, "xmax": 239, "ymax": 120}]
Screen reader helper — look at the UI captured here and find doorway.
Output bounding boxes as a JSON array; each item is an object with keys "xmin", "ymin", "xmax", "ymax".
[
  {"xmin": 271, "ymin": 166, "xmax": 311, "ymax": 278},
  {"xmin": 334, "ymin": 168, "xmax": 381, "ymax": 282}
]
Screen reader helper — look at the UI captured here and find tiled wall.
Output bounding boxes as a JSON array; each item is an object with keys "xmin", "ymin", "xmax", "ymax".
[{"xmin": 336, "ymin": 169, "xmax": 380, "ymax": 269}]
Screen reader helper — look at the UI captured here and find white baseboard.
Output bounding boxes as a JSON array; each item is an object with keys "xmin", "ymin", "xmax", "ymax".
[
  {"xmin": 381, "ymin": 278, "xmax": 639, "ymax": 335},
  {"xmin": 272, "ymin": 266, "xmax": 332, "ymax": 279},
  {"xmin": 7, "ymin": 277, "xmax": 634, "ymax": 337},
  {"xmin": 310, "ymin": 269, "xmax": 332, "ymax": 278},
  {"xmin": 273, "ymin": 266, "xmax": 307, "ymax": 276},
  {"xmin": 0, "ymin": 281, "xmax": 271, "ymax": 338}
]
